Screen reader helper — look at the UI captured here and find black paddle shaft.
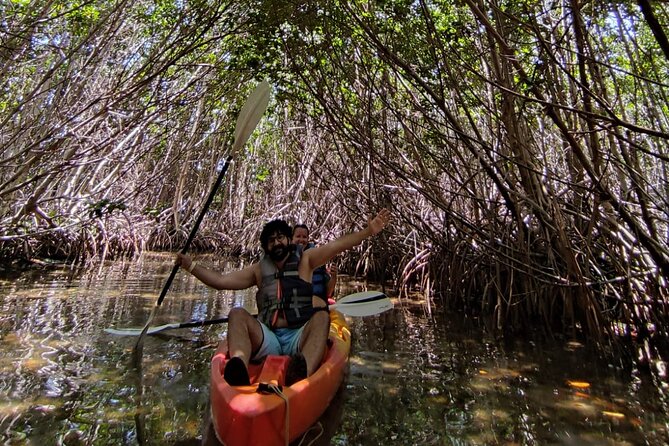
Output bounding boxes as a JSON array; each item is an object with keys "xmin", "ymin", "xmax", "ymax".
[
  {"xmin": 155, "ymin": 155, "xmax": 233, "ymax": 307},
  {"xmin": 174, "ymin": 296, "xmax": 386, "ymax": 329}
]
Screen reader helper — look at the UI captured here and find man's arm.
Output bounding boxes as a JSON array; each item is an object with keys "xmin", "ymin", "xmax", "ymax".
[
  {"xmin": 325, "ymin": 265, "xmax": 337, "ymax": 299},
  {"xmin": 176, "ymin": 253, "xmax": 258, "ymax": 290},
  {"xmin": 303, "ymin": 208, "xmax": 390, "ymax": 271}
]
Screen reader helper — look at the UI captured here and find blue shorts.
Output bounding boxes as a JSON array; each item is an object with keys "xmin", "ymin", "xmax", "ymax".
[{"xmin": 252, "ymin": 322, "xmax": 306, "ymax": 360}]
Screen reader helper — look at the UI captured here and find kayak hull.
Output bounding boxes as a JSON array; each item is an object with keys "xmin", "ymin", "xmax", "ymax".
[{"xmin": 209, "ymin": 310, "xmax": 351, "ymax": 446}]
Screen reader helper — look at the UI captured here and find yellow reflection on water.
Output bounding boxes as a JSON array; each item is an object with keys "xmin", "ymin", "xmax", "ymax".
[
  {"xmin": 472, "ymin": 407, "xmax": 512, "ymax": 423},
  {"xmin": 555, "ymin": 398, "xmax": 598, "ymax": 416},
  {"xmin": 0, "ymin": 401, "xmax": 31, "ymax": 417},
  {"xmin": 477, "ymin": 367, "xmax": 520, "ymax": 380},
  {"xmin": 20, "ymin": 357, "xmax": 48, "ymax": 371}
]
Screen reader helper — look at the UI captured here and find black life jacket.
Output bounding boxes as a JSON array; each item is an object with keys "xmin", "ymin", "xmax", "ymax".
[{"xmin": 256, "ymin": 246, "xmax": 315, "ymax": 328}]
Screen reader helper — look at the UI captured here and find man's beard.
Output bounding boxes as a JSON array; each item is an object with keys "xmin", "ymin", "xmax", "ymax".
[{"xmin": 269, "ymin": 244, "xmax": 289, "ymax": 262}]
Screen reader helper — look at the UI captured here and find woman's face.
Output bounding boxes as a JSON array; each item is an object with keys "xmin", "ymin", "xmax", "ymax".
[{"xmin": 292, "ymin": 227, "xmax": 309, "ymax": 247}]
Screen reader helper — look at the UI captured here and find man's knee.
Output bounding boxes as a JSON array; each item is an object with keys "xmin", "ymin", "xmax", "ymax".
[
  {"xmin": 228, "ymin": 307, "xmax": 252, "ymax": 323},
  {"xmin": 311, "ymin": 309, "xmax": 330, "ymax": 329}
]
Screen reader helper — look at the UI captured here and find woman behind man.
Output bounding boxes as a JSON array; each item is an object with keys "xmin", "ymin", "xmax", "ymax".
[{"xmin": 292, "ymin": 224, "xmax": 338, "ymax": 301}]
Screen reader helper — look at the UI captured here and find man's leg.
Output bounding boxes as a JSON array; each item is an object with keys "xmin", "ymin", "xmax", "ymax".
[
  {"xmin": 227, "ymin": 307, "xmax": 264, "ymax": 363},
  {"xmin": 224, "ymin": 308, "xmax": 264, "ymax": 385},
  {"xmin": 298, "ymin": 310, "xmax": 330, "ymax": 375}
]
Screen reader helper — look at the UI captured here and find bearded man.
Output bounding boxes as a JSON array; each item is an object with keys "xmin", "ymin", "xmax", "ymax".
[{"xmin": 176, "ymin": 208, "xmax": 390, "ymax": 386}]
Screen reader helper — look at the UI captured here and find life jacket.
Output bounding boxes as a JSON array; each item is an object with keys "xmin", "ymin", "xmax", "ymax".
[
  {"xmin": 256, "ymin": 246, "xmax": 316, "ymax": 328},
  {"xmin": 305, "ymin": 242, "xmax": 331, "ymax": 299}
]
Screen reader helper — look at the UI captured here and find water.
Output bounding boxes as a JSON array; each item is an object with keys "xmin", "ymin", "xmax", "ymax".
[{"xmin": 0, "ymin": 253, "xmax": 667, "ymax": 445}]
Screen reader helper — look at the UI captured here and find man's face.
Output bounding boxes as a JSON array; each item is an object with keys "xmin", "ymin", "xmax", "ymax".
[
  {"xmin": 267, "ymin": 232, "xmax": 289, "ymax": 262},
  {"xmin": 292, "ymin": 227, "xmax": 309, "ymax": 248}
]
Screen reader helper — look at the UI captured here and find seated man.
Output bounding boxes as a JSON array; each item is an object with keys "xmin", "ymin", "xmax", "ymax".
[
  {"xmin": 176, "ymin": 209, "xmax": 390, "ymax": 386},
  {"xmin": 292, "ymin": 224, "xmax": 338, "ymax": 301}
]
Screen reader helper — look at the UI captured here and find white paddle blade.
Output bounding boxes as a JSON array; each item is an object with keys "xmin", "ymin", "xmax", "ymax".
[
  {"xmin": 232, "ymin": 80, "xmax": 270, "ymax": 152},
  {"xmin": 331, "ymin": 291, "xmax": 393, "ymax": 317},
  {"xmin": 105, "ymin": 323, "xmax": 180, "ymax": 336},
  {"xmin": 333, "ymin": 298, "xmax": 394, "ymax": 317},
  {"xmin": 336, "ymin": 290, "xmax": 386, "ymax": 304},
  {"xmin": 106, "ymin": 328, "xmax": 143, "ymax": 336}
]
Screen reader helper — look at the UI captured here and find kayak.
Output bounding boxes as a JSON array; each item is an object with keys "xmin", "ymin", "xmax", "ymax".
[{"xmin": 209, "ymin": 310, "xmax": 351, "ymax": 446}]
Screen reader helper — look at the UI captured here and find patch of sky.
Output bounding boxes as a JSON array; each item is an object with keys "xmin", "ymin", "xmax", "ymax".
[
  {"xmin": 309, "ymin": 32, "xmax": 323, "ymax": 45},
  {"xmin": 279, "ymin": 22, "xmax": 294, "ymax": 38},
  {"xmin": 45, "ymin": 89, "xmax": 55, "ymax": 107},
  {"xmin": 123, "ymin": 52, "xmax": 142, "ymax": 69},
  {"xmin": 51, "ymin": 32, "xmax": 70, "ymax": 49},
  {"xmin": 216, "ymin": 158, "xmax": 228, "ymax": 172},
  {"xmin": 31, "ymin": 34, "xmax": 50, "ymax": 50}
]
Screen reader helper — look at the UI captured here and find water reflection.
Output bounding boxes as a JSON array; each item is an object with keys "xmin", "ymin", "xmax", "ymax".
[
  {"xmin": 343, "ymin": 310, "xmax": 667, "ymax": 445},
  {"xmin": 0, "ymin": 255, "xmax": 667, "ymax": 445}
]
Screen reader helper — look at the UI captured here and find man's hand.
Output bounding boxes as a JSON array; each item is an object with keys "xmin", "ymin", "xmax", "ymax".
[
  {"xmin": 175, "ymin": 253, "xmax": 193, "ymax": 271},
  {"xmin": 302, "ymin": 208, "xmax": 391, "ymax": 274},
  {"xmin": 368, "ymin": 208, "xmax": 391, "ymax": 235}
]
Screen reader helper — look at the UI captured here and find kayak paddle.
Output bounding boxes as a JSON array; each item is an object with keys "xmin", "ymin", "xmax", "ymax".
[
  {"xmin": 132, "ymin": 81, "xmax": 271, "ymax": 364},
  {"xmin": 107, "ymin": 290, "xmax": 392, "ymax": 336},
  {"xmin": 333, "ymin": 290, "xmax": 394, "ymax": 316}
]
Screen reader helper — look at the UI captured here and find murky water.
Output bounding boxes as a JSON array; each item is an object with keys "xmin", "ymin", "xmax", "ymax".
[{"xmin": 1, "ymin": 253, "xmax": 667, "ymax": 445}]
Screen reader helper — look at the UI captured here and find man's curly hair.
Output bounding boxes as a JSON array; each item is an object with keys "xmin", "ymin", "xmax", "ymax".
[{"xmin": 259, "ymin": 219, "xmax": 292, "ymax": 253}]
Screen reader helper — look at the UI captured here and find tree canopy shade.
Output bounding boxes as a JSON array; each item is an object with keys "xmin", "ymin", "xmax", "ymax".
[
  {"xmin": 2, "ymin": 0, "xmax": 669, "ymax": 357},
  {"xmin": 0, "ymin": 0, "xmax": 262, "ymax": 257}
]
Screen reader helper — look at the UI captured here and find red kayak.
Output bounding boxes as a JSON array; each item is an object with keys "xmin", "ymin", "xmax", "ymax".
[{"xmin": 209, "ymin": 310, "xmax": 351, "ymax": 446}]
